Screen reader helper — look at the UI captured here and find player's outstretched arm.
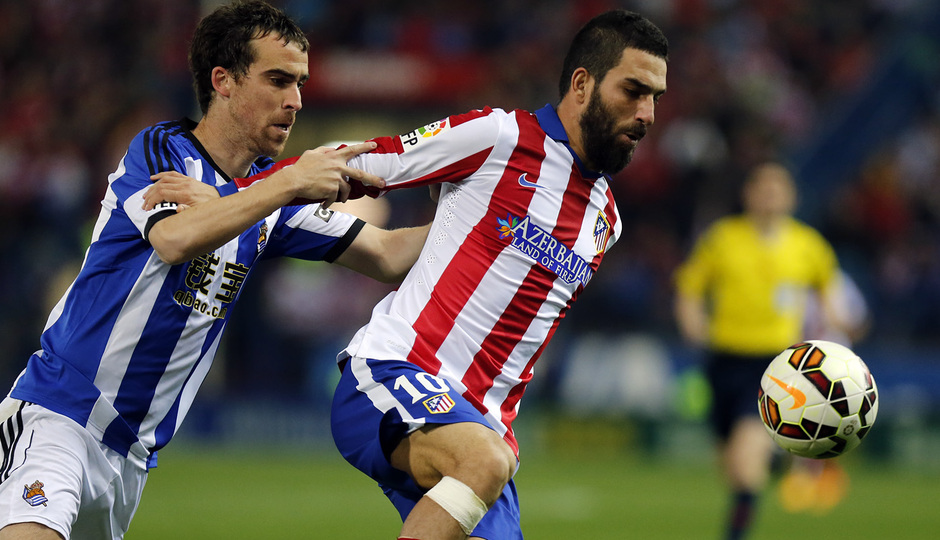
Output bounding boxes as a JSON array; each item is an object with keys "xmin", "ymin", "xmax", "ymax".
[
  {"xmin": 335, "ymin": 222, "xmax": 431, "ymax": 283},
  {"xmin": 148, "ymin": 142, "xmax": 384, "ymax": 265}
]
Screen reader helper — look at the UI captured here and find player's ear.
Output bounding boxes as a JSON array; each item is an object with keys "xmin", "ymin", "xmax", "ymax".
[
  {"xmin": 211, "ymin": 67, "xmax": 233, "ymax": 99},
  {"xmin": 570, "ymin": 67, "xmax": 592, "ymax": 105}
]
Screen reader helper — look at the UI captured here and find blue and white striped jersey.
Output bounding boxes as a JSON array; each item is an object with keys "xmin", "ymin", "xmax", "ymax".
[{"xmin": 10, "ymin": 119, "xmax": 363, "ymax": 468}]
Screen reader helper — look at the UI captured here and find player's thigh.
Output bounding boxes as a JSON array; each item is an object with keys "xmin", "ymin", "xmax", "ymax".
[
  {"xmin": 332, "ymin": 357, "xmax": 500, "ymax": 481},
  {"xmin": 391, "ymin": 422, "xmax": 516, "ymax": 493},
  {"xmin": 0, "ymin": 403, "xmax": 146, "ymax": 540},
  {"xmin": 0, "ymin": 404, "xmax": 84, "ymax": 539},
  {"xmin": 0, "ymin": 522, "xmax": 64, "ymax": 540}
]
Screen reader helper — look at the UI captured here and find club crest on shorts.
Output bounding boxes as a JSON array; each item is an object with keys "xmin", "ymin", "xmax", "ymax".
[
  {"xmin": 23, "ymin": 480, "xmax": 48, "ymax": 507},
  {"xmin": 423, "ymin": 393, "xmax": 456, "ymax": 414}
]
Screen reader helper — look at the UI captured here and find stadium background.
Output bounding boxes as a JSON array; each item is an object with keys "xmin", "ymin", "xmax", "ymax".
[{"xmin": 1, "ymin": 0, "xmax": 939, "ymax": 537}]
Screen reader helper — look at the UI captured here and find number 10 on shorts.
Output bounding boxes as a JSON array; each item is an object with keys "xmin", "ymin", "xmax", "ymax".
[{"xmin": 394, "ymin": 373, "xmax": 456, "ymax": 414}]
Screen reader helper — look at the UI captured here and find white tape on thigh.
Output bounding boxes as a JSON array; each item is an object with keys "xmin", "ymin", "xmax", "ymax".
[{"xmin": 425, "ymin": 476, "xmax": 488, "ymax": 535}]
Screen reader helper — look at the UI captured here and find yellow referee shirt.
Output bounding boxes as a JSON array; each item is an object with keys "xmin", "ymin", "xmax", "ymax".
[{"xmin": 675, "ymin": 215, "xmax": 838, "ymax": 355}]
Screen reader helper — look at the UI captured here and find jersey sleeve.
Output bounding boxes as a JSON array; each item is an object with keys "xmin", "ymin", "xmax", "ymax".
[
  {"xmin": 348, "ymin": 107, "xmax": 504, "ymax": 193},
  {"xmin": 261, "ymin": 203, "xmax": 365, "ymax": 262},
  {"xmin": 108, "ymin": 126, "xmax": 194, "ymax": 240},
  {"xmin": 229, "ymin": 108, "xmax": 506, "ymax": 200}
]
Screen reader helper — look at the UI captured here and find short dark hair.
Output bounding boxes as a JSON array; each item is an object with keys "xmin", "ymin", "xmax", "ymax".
[
  {"xmin": 558, "ymin": 10, "xmax": 669, "ymax": 100},
  {"xmin": 188, "ymin": 0, "xmax": 309, "ymax": 114}
]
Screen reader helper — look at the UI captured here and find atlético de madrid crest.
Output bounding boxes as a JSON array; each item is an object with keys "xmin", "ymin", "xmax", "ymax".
[
  {"xmin": 593, "ymin": 211, "xmax": 610, "ymax": 254},
  {"xmin": 423, "ymin": 393, "xmax": 456, "ymax": 414}
]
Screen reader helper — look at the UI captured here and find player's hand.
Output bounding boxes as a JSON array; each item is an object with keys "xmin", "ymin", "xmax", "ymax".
[
  {"xmin": 143, "ymin": 171, "xmax": 220, "ymax": 211},
  {"xmin": 286, "ymin": 142, "xmax": 385, "ymax": 208}
]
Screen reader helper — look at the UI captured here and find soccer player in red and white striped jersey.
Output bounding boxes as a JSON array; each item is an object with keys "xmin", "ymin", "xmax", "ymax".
[{"xmin": 325, "ymin": 10, "xmax": 669, "ymax": 540}]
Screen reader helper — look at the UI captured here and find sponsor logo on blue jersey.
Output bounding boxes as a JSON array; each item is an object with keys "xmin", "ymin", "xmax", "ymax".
[
  {"xmin": 171, "ymin": 252, "xmax": 250, "ymax": 319},
  {"xmin": 496, "ymin": 213, "xmax": 593, "ymax": 286}
]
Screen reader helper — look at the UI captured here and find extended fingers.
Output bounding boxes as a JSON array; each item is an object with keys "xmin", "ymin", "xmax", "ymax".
[
  {"xmin": 142, "ymin": 183, "xmax": 180, "ymax": 210},
  {"xmin": 335, "ymin": 141, "xmax": 378, "ymax": 159},
  {"xmin": 149, "ymin": 171, "xmax": 188, "ymax": 182},
  {"xmin": 306, "ymin": 141, "xmax": 374, "ymax": 157},
  {"xmin": 143, "ymin": 184, "xmax": 169, "ymax": 210},
  {"xmin": 143, "ymin": 171, "xmax": 218, "ymax": 210},
  {"xmin": 343, "ymin": 167, "xmax": 385, "ymax": 189}
]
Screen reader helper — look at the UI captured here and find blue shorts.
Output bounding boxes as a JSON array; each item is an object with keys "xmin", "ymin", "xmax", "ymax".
[{"xmin": 330, "ymin": 356, "xmax": 522, "ymax": 539}]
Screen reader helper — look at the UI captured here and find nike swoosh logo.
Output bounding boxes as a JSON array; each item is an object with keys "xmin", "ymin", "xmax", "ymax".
[
  {"xmin": 518, "ymin": 173, "xmax": 544, "ymax": 189},
  {"xmin": 768, "ymin": 375, "xmax": 806, "ymax": 410}
]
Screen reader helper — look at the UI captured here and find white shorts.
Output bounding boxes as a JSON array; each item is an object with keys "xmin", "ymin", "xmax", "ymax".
[{"xmin": 0, "ymin": 400, "xmax": 148, "ymax": 539}]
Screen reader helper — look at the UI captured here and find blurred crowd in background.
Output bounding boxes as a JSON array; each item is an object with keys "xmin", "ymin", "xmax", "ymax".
[{"xmin": 1, "ymin": 0, "xmax": 939, "ymax": 434}]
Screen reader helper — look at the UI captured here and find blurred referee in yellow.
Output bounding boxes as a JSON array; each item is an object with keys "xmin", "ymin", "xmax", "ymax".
[{"xmin": 673, "ymin": 161, "xmax": 847, "ymax": 540}]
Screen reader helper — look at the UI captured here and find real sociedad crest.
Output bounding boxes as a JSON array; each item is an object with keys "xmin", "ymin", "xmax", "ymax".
[
  {"xmin": 257, "ymin": 222, "xmax": 268, "ymax": 253},
  {"xmin": 23, "ymin": 480, "xmax": 48, "ymax": 507}
]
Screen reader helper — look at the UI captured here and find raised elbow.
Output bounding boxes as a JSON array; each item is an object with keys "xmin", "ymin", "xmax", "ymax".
[
  {"xmin": 148, "ymin": 223, "xmax": 196, "ymax": 266},
  {"xmin": 152, "ymin": 242, "xmax": 191, "ymax": 266}
]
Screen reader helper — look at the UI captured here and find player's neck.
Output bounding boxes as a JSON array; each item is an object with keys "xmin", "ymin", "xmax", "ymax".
[
  {"xmin": 556, "ymin": 98, "xmax": 589, "ymax": 167},
  {"xmin": 191, "ymin": 116, "xmax": 256, "ymax": 179}
]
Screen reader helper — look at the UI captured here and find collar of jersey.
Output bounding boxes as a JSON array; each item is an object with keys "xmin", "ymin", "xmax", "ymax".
[
  {"xmin": 534, "ymin": 104, "xmax": 604, "ymax": 180},
  {"xmin": 180, "ymin": 118, "xmax": 275, "ymax": 182}
]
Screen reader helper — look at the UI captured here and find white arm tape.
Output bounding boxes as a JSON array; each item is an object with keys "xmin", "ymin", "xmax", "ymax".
[{"xmin": 425, "ymin": 476, "xmax": 489, "ymax": 535}]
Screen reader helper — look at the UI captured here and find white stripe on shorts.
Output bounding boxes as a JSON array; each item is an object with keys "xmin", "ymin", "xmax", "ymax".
[{"xmin": 349, "ymin": 356, "xmax": 427, "ymax": 433}]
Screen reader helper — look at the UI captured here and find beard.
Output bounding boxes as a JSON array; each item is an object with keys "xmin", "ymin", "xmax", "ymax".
[{"xmin": 578, "ymin": 91, "xmax": 645, "ymax": 174}]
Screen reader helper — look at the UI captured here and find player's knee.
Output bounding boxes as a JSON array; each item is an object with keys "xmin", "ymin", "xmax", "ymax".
[
  {"xmin": 457, "ymin": 437, "xmax": 516, "ymax": 504},
  {"xmin": 396, "ymin": 422, "xmax": 516, "ymax": 504}
]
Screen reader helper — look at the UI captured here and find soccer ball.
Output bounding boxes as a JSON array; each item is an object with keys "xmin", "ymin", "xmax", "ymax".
[{"xmin": 758, "ymin": 340, "xmax": 878, "ymax": 459}]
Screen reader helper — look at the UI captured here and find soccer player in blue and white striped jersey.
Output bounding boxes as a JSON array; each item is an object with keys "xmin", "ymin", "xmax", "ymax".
[{"xmin": 0, "ymin": 2, "xmax": 428, "ymax": 539}]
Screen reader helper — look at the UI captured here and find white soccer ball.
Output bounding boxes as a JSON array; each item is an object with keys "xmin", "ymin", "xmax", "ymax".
[{"xmin": 758, "ymin": 340, "xmax": 879, "ymax": 458}]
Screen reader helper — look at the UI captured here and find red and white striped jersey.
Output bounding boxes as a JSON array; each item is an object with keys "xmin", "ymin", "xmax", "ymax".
[{"xmin": 344, "ymin": 105, "xmax": 622, "ymax": 454}]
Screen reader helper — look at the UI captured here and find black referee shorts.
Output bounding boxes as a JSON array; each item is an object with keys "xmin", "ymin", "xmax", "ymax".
[{"xmin": 704, "ymin": 350, "xmax": 775, "ymax": 441}]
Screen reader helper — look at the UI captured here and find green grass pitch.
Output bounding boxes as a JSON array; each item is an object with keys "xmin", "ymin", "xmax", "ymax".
[{"xmin": 129, "ymin": 441, "xmax": 938, "ymax": 539}]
